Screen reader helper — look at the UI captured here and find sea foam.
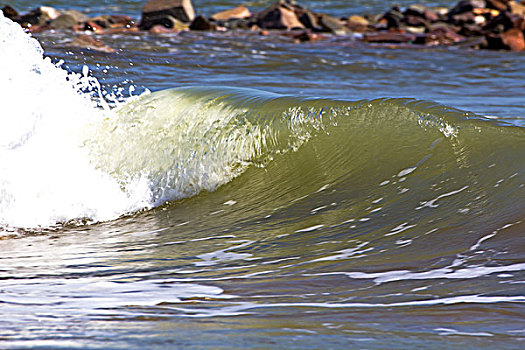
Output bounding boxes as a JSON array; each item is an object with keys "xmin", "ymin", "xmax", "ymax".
[{"xmin": 0, "ymin": 12, "xmax": 153, "ymax": 229}]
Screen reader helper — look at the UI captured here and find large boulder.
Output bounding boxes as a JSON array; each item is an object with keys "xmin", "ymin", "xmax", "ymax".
[{"xmin": 139, "ymin": 0, "xmax": 195, "ymax": 30}]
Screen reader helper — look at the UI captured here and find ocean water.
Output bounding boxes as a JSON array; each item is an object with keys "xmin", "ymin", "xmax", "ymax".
[{"xmin": 1, "ymin": 1, "xmax": 524, "ymax": 349}]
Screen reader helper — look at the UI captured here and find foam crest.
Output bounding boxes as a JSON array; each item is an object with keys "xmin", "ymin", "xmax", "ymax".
[{"xmin": 0, "ymin": 13, "xmax": 152, "ymax": 229}]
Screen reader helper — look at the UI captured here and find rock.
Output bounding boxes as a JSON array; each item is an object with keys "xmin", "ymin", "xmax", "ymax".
[
  {"xmin": 292, "ymin": 30, "xmax": 326, "ymax": 42},
  {"xmin": 346, "ymin": 15, "xmax": 370, "ymax": 32},
  {"xmin": 486, "ymin": 27, "xmax": 525, "ymax": 49},
  {"xmin": 362, "ymin": 32, "xmax": 417, "ymax": 43},
  {"xmin": 149, "ymin": 24, "xmax": 177, "ymax": 33},
  {"xmin": 256, "ymin": 3, "xmax": 304, "ymax": 30},
  {"xmin": 84, "ymin": 20, "xmax": 105, "ymax": 33},
  {"xmin": 404, "ymin": 14, "xmax": 429, "ymax": 27},
  {"xmin": 318, "ymin": 14, "xmax": 350, "ymax": 35},
  {"xmin": 211, "ymin": 6, "xmax": 251, "ymax": 21},
  {"xmin": 449, "ymin": 0, "xmax": 487, "ymax": 16},
  {"xmin": 69, "ymin": 34, "xmax": 115, "ymax": 53},
  {"xmin": 89, "ymin": 15, "xmax": 135, "ymax": 29},
  {"xmin": 295, "ymin": 8, "xmax": 321, "ymax": 30},
  {"xmin": 50, "ymin": 14, "xmax": 78, "ymax": 29},
  {"xmin": 139, "ymin": 0, "xmax": 195, "ymax": 30},
  {"xmin": 485, "ymin": 10, "xmax": 525, "ymax": 32},
  {"xmin": 189, "ymin": 15, "xmax": 217, "ymax": 30},
  {"xmin": 404, "ymin": 5, "xmax": 439, "ymax": 22},
  {"xmin": 2, "ymin": 5, "xmax": 19, "ymax": 21},
  {"xmin": 424, "ymin": 24, "xmax": 466, "ymax": 45},
  {"xmin": 451, "ymin": 11, "xmax": 477, "ymax": 25},
  {"xmin": 485, "ymin": 0, "xmax": 511, "ymax": 11},
  {"xmin": 49, "ymin": 10, "xmax": 89, "ymax": 30},
  {"xmin": 17, "ymin": 6, "xmax": 61, "ymax": 26},
  {"xmin": 509, "ymin": 1, "xmax": 525, "ymax": 16},
  {"xmin": 380, "ymin": 7, "xmax": 404, "ymax": 29}
]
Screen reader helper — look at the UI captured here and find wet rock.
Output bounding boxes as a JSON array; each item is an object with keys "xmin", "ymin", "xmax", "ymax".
[
  {"xmin": 69, "ymin": 34, "xmax": 115, "ymax": 53},
  {"xmin": 346, "ymin": 15, "xmax": 370, "ymax": 32},
  {"xmin": 485, "ymin": 10, "xmax": 525, "ymax": 32},
  {"xmin": 256, "ymin": 3, "xmax": 304, "ymax": 30},
  {"xmin": 423, "ymin": 24, "xmax": 466, "ymax": 45},
  {"xmin": 211, "ymin": 6, "xmax": 251, "ymax": 21},
  {"xmin": 509, "ymin": 1, "xmax": 525, "ymax": 16},
  {"xmin": 449, "ymin": 0, "xmax": 487, "ymax": 16},
  {"xmin": 144, "ymin": 15, "xmax": 188, "ymax": 30},
  {"xmin": 404, "ymin": 14, "xmax": 429, "ymax": 28},
  {"xmin": 149, "ymin": 24, "xmax": 178, "ymax": 33},
  {"xmin": 89, "ymin": 15, "xmax": 135, "ymax": 29},
  {"xmin": 363, "ymin": 32, "xmax": 417, "ymax": 43},
  {"xmin": 295, "ymin": 8, "xmax": 321, "ymax": 30},
  {"xmin": 485, "ymin": 0, "xmax": 511, "ymax": 11},
  {"xmin": 318, "ymin": 14, "xmax": 350, "ymax": 35},
  {"xmin": 293, "ymin": 30, "xmax": 326, "ymax": 42},
  {"xmin": 139, "ymin": 0, "xmax": 195, "ymax": 30},
  {"xmin": 214, "ymin": 18, "xmax": 252, "ymax": 30},
  {"xmin": 380, "ymin": 7, "xmax": 404, "ymax": 28},
  {"xmin": 50, "ymin": 13, "xmax": 81, "ymax": 30},
  {"xmin": 486, "ymin": 27, "xmax": 525, "ymax": 49},
  {"xmin": 84, "ymin": 20, "xmax": 105, "ymax": 33},
  {"xmin": 2, "ymin": 5, "xmax": 20, "ymax": 21},
  {"xmin": 17, "ymin": 6, "xmax": 61, "ymax": 26},
  {"xmin": 189, "ymin": 15, "xmax": 217, "ymax": 30},
  {"xmin": 404, "ymin": 5, "xmax": 439, "ymax": 22}
]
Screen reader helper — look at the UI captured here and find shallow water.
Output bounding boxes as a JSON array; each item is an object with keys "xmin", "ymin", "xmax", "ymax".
[{"xmin": 1, "ymin": 1, "xmax": 524, "ymax": 349}]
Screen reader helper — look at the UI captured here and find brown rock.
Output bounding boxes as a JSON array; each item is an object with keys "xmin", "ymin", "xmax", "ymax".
[
  {"xmin": 485, "ymin": 10, "xmax": 525, "ymax": 32},
  {"xmin": 346, "ymin": 15, "xmax": 370, "ymax": 32},
  {"xmin": 424, "ymin": 24, "xmax": 466, "ymax": 45},
  {"xmin": 211, "ymin": 6, "xmax": 251, "ymax": 21},
  {"xmin": 404, "ymin": 5, "xmax": 439, "ymax": 22},
  {"xmin": 509, "ymin": 1, "xmax": 525, "ymax": 16},
  {"xmin": 83, "ymin": 20, "xmax": 105, "ymax": 33},
  {"xmin": 485, "ymin": 0, "xmax": 511, "ymax": 11},
  {"xmin": 17, "ymin": 6, "xmax": 61, "ymax": 26},
  {"xmin": 189, "ymin": 15, "xmax": 217, "ymax": 30},
  {"xmin": 318, "ymin": 14, "xmax": 350, "ymax": 35},
  {"xmin": 292, "ymin": 30, "xmax": 326, "ymax": 42},
  {"xmin": 256, "ymin": 3, "xmax": 304, "ymax": 30},
  {"xmin": 139, "ymin": 0, "xmax": 195, "ymax": 30},
  {"xmin": 149, "ymin": 24, "xmax": 178, "ymax": 34},
  {"xmin": 69, "ymin": 34, "xmax": 115, "ymax": 53},
  {"xmin": 486, "ymin": 27, "xmax": 525, "ymax": 49},
  {"xmin": 362, "ymin": 32, "xmax": 417, "ymax": 43},
  {"xmin": 295, "ymin": 8, "xmax": 320, "ymax": 30},
  {"xmin": 89, "ymin": 15, "xmax": 135, "ymax": 29},
  {"xmin": 449, "ymin": 0, "xmax": 487, "ymax": 16},
  {"xmin": 380, "ymin": 7, "xmax": 404, "ymax": 28},
  {"xmin": 104, "ymin": 27, "xmax": 139, "ymax": 34},
  {"xmin": 2, "ymin": 5, "xmax": 19, "ymax": 21}
]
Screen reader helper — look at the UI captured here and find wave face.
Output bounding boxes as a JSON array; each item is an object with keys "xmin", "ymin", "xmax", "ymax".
[{"xmin": 1, "ymin": 11, "xmax": 523, "ymax": 232}]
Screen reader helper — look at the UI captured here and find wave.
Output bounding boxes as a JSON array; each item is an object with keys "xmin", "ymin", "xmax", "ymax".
[{"xmin": 0, "ymin": 11, "xmax": 523, "ymax": 231}]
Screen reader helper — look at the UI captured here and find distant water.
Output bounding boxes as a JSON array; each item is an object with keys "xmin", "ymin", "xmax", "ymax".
[{"xmin": 1, "ymin": 1, "xmax": 524, "ymax": 349}]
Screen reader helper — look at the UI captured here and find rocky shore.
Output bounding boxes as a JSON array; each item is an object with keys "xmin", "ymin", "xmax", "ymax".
[{"xmin": 3, "ymin": 0, "xmax": 525, "ymax": 52}]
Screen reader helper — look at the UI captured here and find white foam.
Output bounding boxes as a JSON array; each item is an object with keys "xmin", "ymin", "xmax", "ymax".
[{"xmin": 0, "ymin": 13, "xmax": 153, "ymax": 228}]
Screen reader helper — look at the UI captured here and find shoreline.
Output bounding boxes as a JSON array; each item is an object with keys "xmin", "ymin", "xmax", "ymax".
[{"xmin": 2, "ymin": 0, "xmax": 525, "ymax": 52}]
